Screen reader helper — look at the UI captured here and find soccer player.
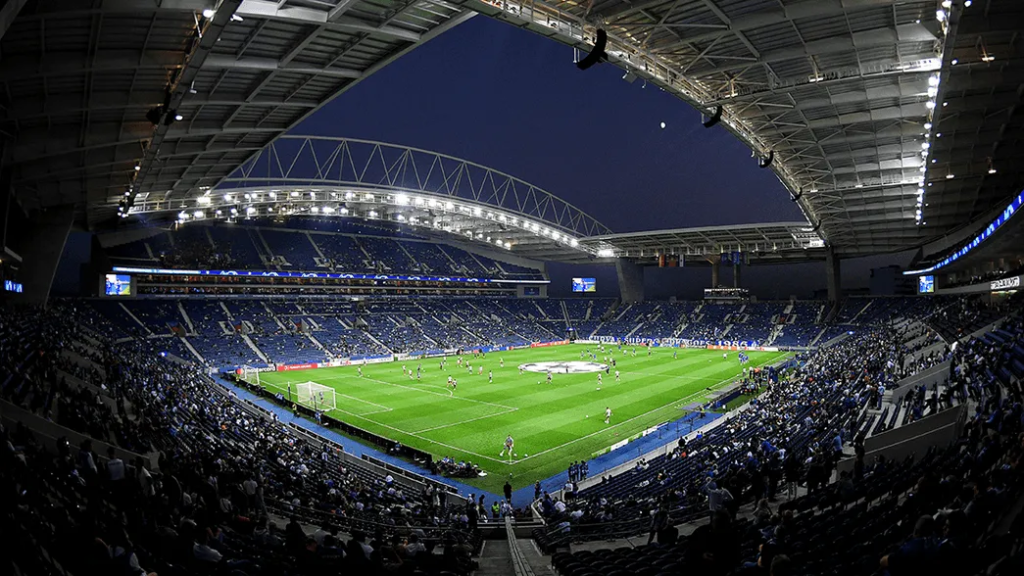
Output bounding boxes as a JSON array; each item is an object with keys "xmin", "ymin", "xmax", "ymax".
[
  {"xmin": 500, "ymin": 434, "xmax": 515, "ymax": 458},
  {"xmin": 452, "ymin": 378, "xmax": 458, "ymax": 391},
  {"xmin": 478, "ymin": 366, "xmax": 483, "ymax": 376},
  {"xmin": 615, "ymin": 370, "xmax": 620, "ymax": 381},
  {"xmin": 500, "ymin": 358, "xmax": 504, "ymax": 368},
  {"xmin": 357, "ymin": 366, "xmax": 363, "ymax": 377},
  {"xmin": 723, "ymin": 352, "xmax": 728, "ymax": 361},
  {"xmin": 546, "ymin": 371, "xmax": 553, "ymax": 384},
  {"xmin": 605, "ymin": 407, "xmax": 612, "ymax": 424},
  {"xmin": 488, "ymin": 370, "xmax": 493, "ymax": 383},
  {"xmin": 597, "ymin": 373, "xmax": 603, "ymax": 385},
  {"xmin": 447, "ymin": 375, "xmax": 453, "ymax": 387},
  {"xmin": 673, "ymin": 350, "xmax": 678, "ymax": 359}
]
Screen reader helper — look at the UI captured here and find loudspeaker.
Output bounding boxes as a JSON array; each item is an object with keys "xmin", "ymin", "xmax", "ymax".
[
  {"xmin": 758, "ymin": 150, "xmax": 774, "ymax": 168},
  {"xmin": 576, "ymin": 29, "xmax": 607, "ymax": 71},
  {"xmin": 702, "ymin": 106, "xmax": 723, "ymax": 128}
]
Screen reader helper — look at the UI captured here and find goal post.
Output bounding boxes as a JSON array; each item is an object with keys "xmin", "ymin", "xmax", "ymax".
[
  {"xmin": 240, "ymin": 365, "xmax": 261, "ymax": 387},
  {"xmin": 296, "ymin": 381, "xmax": 337, "ymax": 412}
]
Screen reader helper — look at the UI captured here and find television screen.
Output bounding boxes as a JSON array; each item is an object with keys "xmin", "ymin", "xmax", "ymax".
[
  {"xmin": 918, "ymin": 275, "xmax": 935, "ymax": 294},
  {"xmin": 105, "ymin": 274, "xmax": 132, "ymax": 296},
  {"xmin": 572, "ymin": 277, "xmax": 596, "ymax": 293}
]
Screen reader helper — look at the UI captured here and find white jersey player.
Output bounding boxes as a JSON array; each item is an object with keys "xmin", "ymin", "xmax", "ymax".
[
  {"xmin": 357, "ymin": 366, "xmax": 363, "ymax": 377},
  {"xmin": 605, "ymin": 406, "xmax": 612, "ymax": 424},
  {"xmin": 488, "ymin": 370, "xmax": 493, "ymax": 383},
  {"xmin": 615, "ymin": 370, "xmax": 620, "ymax": 381}
]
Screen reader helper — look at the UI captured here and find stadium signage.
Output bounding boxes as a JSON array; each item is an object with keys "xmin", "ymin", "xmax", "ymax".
[
  {"xmin": 530, "ymin": 340, "xmax": 570, "ymax": 348},
  {"xmin": 111, "ymin": 266, "xmax": 549, "ymax": 285},
  {"xmin": 990, "ymin": 276, "xmax": 1021, "ymax": 291},
  {"xmin": 277, "ymin": 362, "xmax": 320, "ymax": 371}
]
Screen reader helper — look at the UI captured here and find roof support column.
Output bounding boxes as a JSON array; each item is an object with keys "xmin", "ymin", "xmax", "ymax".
[
  {"xmin": 17, "ymin": 204, "xmax": 75, "ymax": 305},
  {"xmin": 826, "ymin": 247, "xmax": 842, "ymax": 303},
  {"xmin": 711, "ymin": 261, "xmax": 720, "ymax": 287},
  {"xmin": 733, "ymin": 262, "xmax": 742, "ymax": 288},
  {"xmin": 616, "ymin": 259, "xmax": 645, "ymax": 304}
]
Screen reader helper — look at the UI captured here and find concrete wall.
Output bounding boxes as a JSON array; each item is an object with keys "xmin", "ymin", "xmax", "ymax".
[
  {"xmin": 840, "ymin": 405, "xmax": 965, "ymax": 474},
  {"xmin": 888, "ymin": 360, "xmax": 951, "ymax": 402}
]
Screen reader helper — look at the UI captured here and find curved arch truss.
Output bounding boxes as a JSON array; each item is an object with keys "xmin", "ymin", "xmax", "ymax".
[{"xmin": 128, "ymin": 136, "xmax": 613, "ymax": 262}]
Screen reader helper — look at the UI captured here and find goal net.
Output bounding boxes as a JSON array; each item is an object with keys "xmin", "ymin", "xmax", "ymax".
[
  {"xmin": 240, "ymin": 366, "xmax": 261, "ymax": 386},
  {"xmin": 296, "ymin": 381, "xmax": 337, "ymax": 412}
]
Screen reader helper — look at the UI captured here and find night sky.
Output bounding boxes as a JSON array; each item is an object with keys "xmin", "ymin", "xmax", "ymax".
[
  {"xmin": 288, "ymin": 17, "xmax": 907, "ymax": 298},
  {"xmin": 292, "ymin": 16, "xmax": 804, "ymax": 232}
]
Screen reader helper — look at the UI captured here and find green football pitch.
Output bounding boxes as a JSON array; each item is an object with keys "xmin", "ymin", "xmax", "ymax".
[{"xmin": 255, "ymin": 344, "xmax": 790, "ymax": 492}]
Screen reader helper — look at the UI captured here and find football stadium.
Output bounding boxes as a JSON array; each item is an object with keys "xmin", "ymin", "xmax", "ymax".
[{"xmin": 2, "ymin": 2, "xmax": 1024, "ymax": 576}]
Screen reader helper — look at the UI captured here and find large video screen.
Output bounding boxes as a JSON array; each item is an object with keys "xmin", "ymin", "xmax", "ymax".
[
  {"xmin": 105, "ymin": 274, "xmax": 132, "ymax": 296},
  {"xmin": 918, "ymin": 275, "xmax": 935, "ymax": 294},
  {"xmin": 572, "ymin": 277, "xmax": 596, "ymax": 293}
]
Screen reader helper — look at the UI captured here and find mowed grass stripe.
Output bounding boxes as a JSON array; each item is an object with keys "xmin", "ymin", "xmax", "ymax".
[{"xmin": 256, "ymin": 346, "xmax": 789, "ymax": 491}]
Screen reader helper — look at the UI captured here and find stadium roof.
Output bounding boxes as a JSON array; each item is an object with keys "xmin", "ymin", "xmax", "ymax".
[
  {"xmin": 1, "ymin": 0, "xmax": 473, "ymax": 224},
  {"xmin": 582, "ymin": 222, "xmax": 827, "ymax": 263},
  {"xmin": 471, "ymin": 0, "xmax": 1024, "ymax": 256},
  {"xmin": 3, "ymin": 0, "xmax": 1022, "ymax": 263}
]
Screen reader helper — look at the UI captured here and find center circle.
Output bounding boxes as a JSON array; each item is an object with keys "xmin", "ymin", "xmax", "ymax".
[{"xmin": 519, "ymin": 361, "xmax": 609, "ymax": 374}]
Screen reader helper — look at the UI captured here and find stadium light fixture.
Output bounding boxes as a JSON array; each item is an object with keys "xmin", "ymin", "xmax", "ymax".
[
  {"xmin": 340, "ymin": 207, "xmax": 349, "ymax": 215},
  {"xmin": 396, "ymin": 194, "xmax": 409, "ymax": 205},
  {"xmin": 290, "ymin": 191, "xmax": 299, "ymax": 197},
  {"xmin": 202, "ymin": 8, "xmax": 215, "ymax": 18},
  {"xmin": 246, "ymin": 207, "xmax": 256, "ymax": 215},
  {"xmin": 194, "ymin": 210, "xmax": 205, "ymax": 219},
  {"xmin": 197, "ymin": 196, "xmax": 211, "ymax": 206},
  {"xmin": 224, "ymin": 194, "xmax": 233, "ymax": 201},
  {"xmin": 597, "ymin": 249, "xmax": 615, "ymax": 258},
  {"xmin": 310, "ymin": 206, "xmax": 320, "ymax": 213}
]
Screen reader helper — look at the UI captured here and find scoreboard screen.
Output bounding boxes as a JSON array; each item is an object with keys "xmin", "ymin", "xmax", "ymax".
[
  {"xmin": 571, "ymin": 277, "xmax": 596, "ymax": 293},
  {"xmin": 105, "ymin": 274, "xmax": 133, "ymax": 296},
  {"xmin": 918, "ymin": 275, "xmax": 935, "ymax": 294}
]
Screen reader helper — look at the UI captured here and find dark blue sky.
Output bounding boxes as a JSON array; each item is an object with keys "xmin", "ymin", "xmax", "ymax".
[
  {"xmin": 287, "ymin": 16, "xmax": 904, "ymax": 297},
  {"xmin": 293, "ymin": 16, "xmax": 805, "ymax": 232}
]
